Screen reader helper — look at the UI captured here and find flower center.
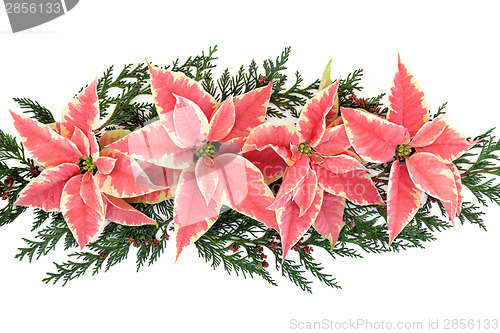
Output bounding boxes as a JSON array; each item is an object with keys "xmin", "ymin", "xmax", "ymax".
[
  {"xmin": 396, "ymin": 144, "xmax": 412, "ymax": 159},
  {"xmin": 80, "ymin": 157, "xmax": 97, "ymax": 172},
  {"xmin": 298, "ymin": 142, "xmax": 312, "ymax": 156},
  {"xmin": 194, "ymin": 142, "xmax": 215, "ymax": 158}
]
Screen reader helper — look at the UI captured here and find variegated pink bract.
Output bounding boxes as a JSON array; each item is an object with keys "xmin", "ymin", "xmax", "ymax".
[
  {"xmin": 11, "ymin": 80, "xmax": 160, "ymax": 249},
  {"xmin": 342, "ymin": 55, "xmax": 474, "ymax": 244},
  {"xmin": 108, "ymin": 63, "xmax": 278, "ymax": 260},
  {"xmin": 245, "ymin": 76, "xmax": 384, "ymax": 259}
]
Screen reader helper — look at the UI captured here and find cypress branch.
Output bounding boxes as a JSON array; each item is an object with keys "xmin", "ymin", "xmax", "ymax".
[{"xmin": 0, "ymin": 46, "xmax": 497, "ymax": 292}]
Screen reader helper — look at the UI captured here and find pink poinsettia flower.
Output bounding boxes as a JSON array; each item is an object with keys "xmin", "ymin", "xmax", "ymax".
[
  {"xmin": 245, "ymin": 80, "xmax": 384, "ymax": 259},
  {"xmin": 11, "ymin": 80, "xmax": 162, "ymax": 248},
  {"xmin": 341, "ymin": 55, "xmax": 473, "ymax": 244},
  {"xmin": 109, "ymin": 63, "xmax": 278, "ymax": 260}
]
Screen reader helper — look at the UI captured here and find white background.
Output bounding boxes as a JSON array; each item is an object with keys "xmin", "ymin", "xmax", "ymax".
[{"xmin": 1, "ymin": 1, "xmax": 499, "ymax": 332}]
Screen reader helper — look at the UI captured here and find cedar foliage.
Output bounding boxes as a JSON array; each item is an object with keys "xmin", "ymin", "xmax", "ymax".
[{"xmin": 0, "ymin": 46, "xmax": 498, "ymax": 292}]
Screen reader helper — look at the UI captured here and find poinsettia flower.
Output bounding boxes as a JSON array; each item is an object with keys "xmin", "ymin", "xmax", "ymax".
[
  {"xmin": 341, "ymin": 55, "xmax": 474, "ymax": 244},
  {"xmin": 11, "ymin": 80, "xmax": 161, "ymax": 249},
  {"xmin": 108, "ymin": 64, "xmax": 278, "ymax": 260},
  {"xmin": 245, "ymin": 79, "xmax": 384, "ymax": 259}
]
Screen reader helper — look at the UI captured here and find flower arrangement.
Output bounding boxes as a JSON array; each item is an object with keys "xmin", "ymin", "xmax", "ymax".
[{"xmin": 1, "ymin": 47, "xmax": 498, "ymax": 292}]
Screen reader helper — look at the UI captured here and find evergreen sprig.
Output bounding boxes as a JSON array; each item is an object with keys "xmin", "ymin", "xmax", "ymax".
[
  {"xmin": 1, "ymin": 46, "xmax": 498, "ymax": 292},
  {"xmin": 12, "ymin": 98, "xmax": 55, "ymax": 124},
  {"xmin": 456, "ymin": 130, "xmax": 500, "ymax": 206}
]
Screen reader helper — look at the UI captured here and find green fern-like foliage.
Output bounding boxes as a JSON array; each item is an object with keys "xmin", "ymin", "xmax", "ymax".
[{"xmin": 1, "ymin": 46, "xmax": 498, "ymax": 293}]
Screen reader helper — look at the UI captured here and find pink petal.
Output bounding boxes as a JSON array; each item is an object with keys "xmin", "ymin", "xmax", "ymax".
[
  {"xmin": 60, "ymin": 79, "xmax": 100, "ymax": 138},
  {"xmin": 441, "ymin": 163, "xmax": 463, "ymax": 225},
  {"xmin": 218, "ymin": 142, "xmax": 242, "ymax": 154},
  {"xmin": 319, "ymin": 62, "xmax": 340, "ymax": 126},
  {"xmin": 314, "ymin": 162, "xmax": 384, "ymax": 205},
  {"xmin": 206, "ymin": 98, "xmax": 236, "ymax": 142},
  {"xmin": 410, "ymin": 115, "xmax": 447, "ymax": 147},
  {"xmin": 107, "ymin": 119, "xmax": 193, "ymax": 169},
  {"xmin": 172, "ymin": 94, "xmax": 209, "ymax": 147},
  {"xmin": 212, "ymin": 153, "xmax": 256, "ymax": 207},
  {"xmin": 93, "ymin": 148, "xmax": 165, "ymax": 198},
  {"xmin": 148, "ymin": 62, "xmax": 217, "ymax": 119},
  {"xmin": 341, "ymin": 107, "xmax": 408, "ymax": 163},
  {"xmin": 268, "ymin": 156, "xmax": 310, "ymax": 210},
  {"xmin": 47, "ymin": 122, "xmax": 62, "ymax": 135},
  {"xmin": 450, "ymin": 163, "xmax": 463, "ymax": 216},
  {"xmin": 126, "ymin": 189, "xmax": 173, "ymax": 204},
  {"xmin": 224, "ymin": 156, "xmax": 279, "ymax": 231},
  {"xmin": 406, "ymin": 152, "xmax": 458, "ymax": 203},
  {"xmin": 314, "ymin": 124, "xmax": 351, "ymax": 156},
  {"xmin": 99, "ymin": 129, "xmax": 131, "ymax": 148},
  {"xmin": 70, "ymin": 127, "xmax": 90, "ymax": 157},
  {"xmin": 415, "ymin": 124, "xmax": 473, "ymax": 162},
  {"xmin": 220, "ymin": 82, "xmax": 273, "ymax": 141},
  {"xmin": 278, "ymin": 187, "xmax": 323, "ymax": 260},
  {"xmin": 387, "ymin": 160, "xmax": 423, "ymax": 245},
  {"xmin": 61, "ymin": 174, "xmax": 106, "ymax": 249},
  {"xmin": 174, "ymin": 217, "xmax": 218, "ymax": 262},
  {"xmin": 292, "ymin": 168, "xmax": 318, "ymax": 217},
  {"xmin": 88, "ymin": 132, "xmax": 100, "ymax": 161},
  {"xmin": 15, "ymin": 163, "xmax": 80, "ymax": 212},
  {"xmin": 94, "ymin": 156, "xmax": 117, "ymax": 175},
  {"xmin": 103, "ymin": 194, "xmax": 157, "ymax": 226},
  {"xmin": 80, "ymin": 172, "xmax": 105, "ymax": 210},
  {"xmin": 195, "ymin": 156, "xmax": 220, "ymax": 205},
  {"xmin": 242, "ymin": 147, "xmax": 288, "ymax": 184},
  {"xmin": 316, "ymin": 154, "xmax": 367, "ymax": 174},
  {"xmin": 309, "ymin": 151, "xmax": 325, "ymax": 165},
  {"xmin": 387, "ymin": 55, "xmax": 429, "ymax": 137},
  {"xmin": 244, "ymin": 123, "xmax": 299, "ymax": 165},
  {"xmin": 313, "ymin": 192, "xmax": 345, "ymax": 248},
  {"xmin": 10, "ymin": 111, "xmax": 82, "ymax": 168},
  {"xmin": 296, "ymin": 80, "xmax": 340, "ymax": 146},
  {"xmin": 174, "ymin": 168, "xmax": 221, "ymax": 228},
  {"xmin": 135, "ymin": 161, "xmax": 180, "ymax": 189}
]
